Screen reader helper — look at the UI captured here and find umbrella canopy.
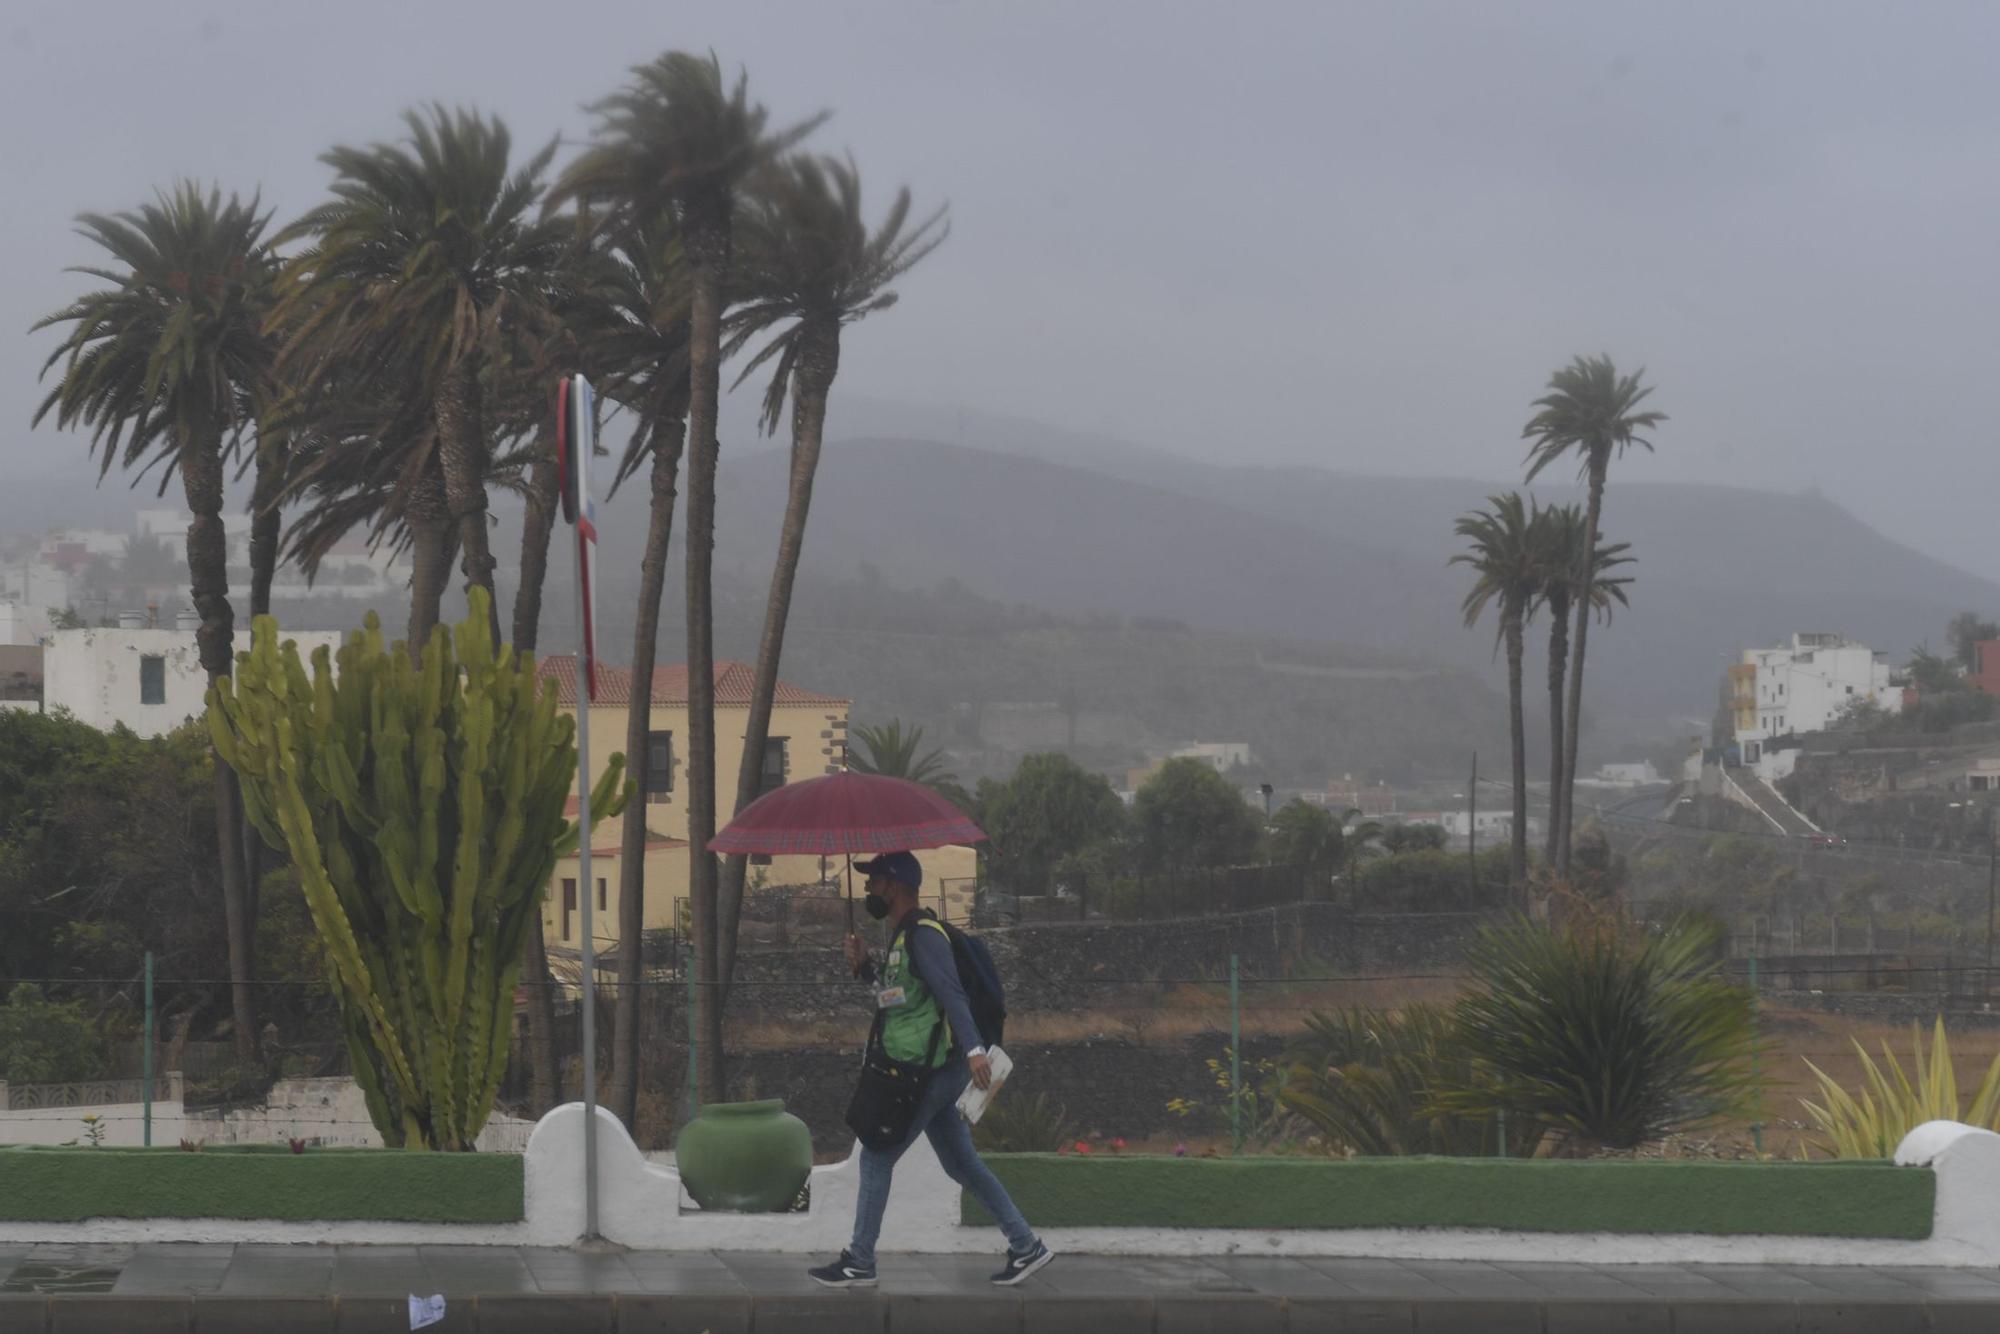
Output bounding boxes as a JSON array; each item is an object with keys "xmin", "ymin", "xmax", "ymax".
[{"xmin": 709, "ymin": 770, "xmax": 984, "ymax": 855}]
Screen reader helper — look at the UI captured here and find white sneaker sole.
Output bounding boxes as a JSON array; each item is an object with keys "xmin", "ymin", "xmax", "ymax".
[
  {"xmin": 992, "ymin": 1247, "xmax": 1055, "ymax": 1286},
  {"xmin": 811, "ymin": 1273, "xmax": 878, "ymax": 1289}
]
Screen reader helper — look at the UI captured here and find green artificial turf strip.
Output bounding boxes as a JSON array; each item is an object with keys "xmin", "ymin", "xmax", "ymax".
[
  {"xmin": 0, "ymin": 1147, "xmax": 522, "ymax": 1223},
  {"xmin": 964, "ymin": 1155, "xmax": 1934, "ymax": 1239}
]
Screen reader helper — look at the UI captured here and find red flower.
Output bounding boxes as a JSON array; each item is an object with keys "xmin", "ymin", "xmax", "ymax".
[
  {"xmin": 1074, "ymin": 1140, "xmax": 1092, "ymax": 1155},
  {"xmin": 1110, "ymin": 1138, "xmax": 1128, "ymax": 1152}
]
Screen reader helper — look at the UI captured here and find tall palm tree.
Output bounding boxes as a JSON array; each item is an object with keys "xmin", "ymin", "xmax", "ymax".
[
  {"xmin": 847, "ymin": 719, "xmax": 956, "ymax": 787},
  {"xmin": 1450, "ymin": 494, "xmax": 1542, "ymax": 891},
  {"xmin": 714, "ymin": 155, "xmax": 947, "ymax": 992},
  {"xmin": 570, "ymin": 223, "xmax": 692, "ymax": 1127},
  {"xmin": 33, "ymin": 183, "xmax": 274, "ymax": 1059},
  {"xmin": 273, "ymin": 105, "xmax": 565, "ymax": 649},
  {"xmin": 1532, "ymin": 504, "xmax": 1633, "ymax": 868},
  {"xmin": 558, "ymin": 51, "xmax": 822, "ymax": 1105},
  {"xmin": 1522, "ymin": 355, "xmax": 1666, "ymax": 875}
]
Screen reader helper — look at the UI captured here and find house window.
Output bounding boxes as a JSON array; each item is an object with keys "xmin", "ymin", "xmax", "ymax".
[
  {"xmin": 645, "ymin": 731, "xmax": 674, "ymax": 803},
  {"xmin": 562, "ymin": 878, "xmax": 577, "ymax": 942},
  {"xmin": 139, "ymin": 655, "xmax": 166, "ymax": 705},
  {"xmin": 1846, "ymin": 686, "xmax": 1854, "ymax": 695},
  {"xmin": 758, "ymin": 737, "xmax": 788, "ymax": 796},
  {"xmin": 597, "ymin": 877, "xmax": 607, "ymax": 912}
]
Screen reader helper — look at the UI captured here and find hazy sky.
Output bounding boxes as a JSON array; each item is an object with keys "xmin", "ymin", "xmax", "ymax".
[{"xmin": 6, "ymin": 1, "xmax": 1996, "ymax": 571}]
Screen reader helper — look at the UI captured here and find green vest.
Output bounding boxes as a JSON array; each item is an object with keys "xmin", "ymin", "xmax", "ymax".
[{"xmin": 878, "ymin": 917, "xmax": 952, "ymax": 1068}]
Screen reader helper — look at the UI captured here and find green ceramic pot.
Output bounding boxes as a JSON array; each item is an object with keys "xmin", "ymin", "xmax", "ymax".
[{"xmin": 674, "ymin": 1098, "xmax": 813, "ymax": 1212}]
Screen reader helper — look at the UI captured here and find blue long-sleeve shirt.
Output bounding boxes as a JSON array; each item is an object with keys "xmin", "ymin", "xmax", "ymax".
[{"xmin": 863, "ymin": 913, "xmax": 982, "ymax": 1056}]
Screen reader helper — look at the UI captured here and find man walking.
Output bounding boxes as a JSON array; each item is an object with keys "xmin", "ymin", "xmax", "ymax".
[{"xmin": 808, "ymin": 850, "xmax": 1053, "ymax": 1289}]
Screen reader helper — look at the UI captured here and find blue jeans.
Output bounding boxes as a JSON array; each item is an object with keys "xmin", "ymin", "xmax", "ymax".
[{"xmin": 848, "ymin": 1058, "xmax": 1037, "ymax": 1269}]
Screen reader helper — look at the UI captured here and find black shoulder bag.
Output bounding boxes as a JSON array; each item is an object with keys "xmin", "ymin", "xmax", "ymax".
[{"xmin": 844, "ymin": 947, "xmax": 947, "ymax": 1150}]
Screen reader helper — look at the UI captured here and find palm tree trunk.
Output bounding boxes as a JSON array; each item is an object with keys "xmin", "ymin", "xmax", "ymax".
[
  {"xmin": 512, "ymin": 428, "xmax": 563, "ymax": 1114},
  {"xmin": 717, "ymin": 324, "xmax": 840, "ymax": 997},
  {"xmin": 406, "ymin": 456, "xmax": 454, "ymax": 658},
  {"xmin": 1505, "ymin": 608, "xmax": 1528, "ymax": 893},
  {"xmin": 181, "ymin": 425, "xmax": 258, "ymax": 1062},
  {"xmin": 434, "ymin": 362, "xmax": 503, "ymax": 645},
  {"xmin": 1544, "ymin": 587, "xmax": 1570, "ymax": 869},
  {"xmin": 611, "ymin": 417, "xmax": 686, "ymax": 1125},
  {"xmin": 1557, "ymin": 464, "xmax": 1608, "ymax": 876},
  {"xmin": 684, "ymin": 216, "xmax": 728, "ymax": 1106},
  {"xmin": 243, "ymin": 433, "xmax": 284, "ymax": 942}
]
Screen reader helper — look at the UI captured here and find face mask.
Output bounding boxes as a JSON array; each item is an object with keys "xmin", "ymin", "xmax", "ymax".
[{"xmin": 864, "ymin": 892, "xmax": 891, "ymax": 921}]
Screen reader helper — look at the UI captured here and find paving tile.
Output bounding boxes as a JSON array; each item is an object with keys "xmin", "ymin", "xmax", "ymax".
[
  {"xmin": 1494, "ymin": 1263, "xmax": 1646, "ymax": 1299},
  {"xmin": 0, "ymin": 1296, "xmax": 45, "ymax": 1334},
  {"xmin": 189, "ymin": 1296, "xmax": 335, "ymax": 1334},
  {"xmin": 1304, "ymin": 1262, "xmax": 1453, "ymax": 1300},
  {"xmin": 1397, "ymin": 1262, "xmax": 1550, "ymax": 1300},
  {"xmin": 413, "ymin": 1247, "xmax": 537, "ymax": 1296},
  {"xmin": 215, "ymin": 1248, "xmax": 337, "ymax": 1297},
  {"xmin": 1885, "ymin": 1268, "xmax": 2000, "ymax": 1298},
  {"xmin": 332, "ymin": 1294, "xmax": 473, "ymax": 1334},
  {"xmin": 1153, "ymin": 1295, "xmax": 1285, "ymax": 1333},
  {"xmin": 471, "ymin": 1294, "xmax": 614, "ymax": 1333},
  {"xmin": 613, "ymin": 1293, "xmax": 753, "ymax": 1334},
  {"xmin": 1792, "ymin": 1300, "xmax": 1928, "ymax": 1334},
  {"xmin": 1600, "ymin": 1265, "xmax": 1741, "ymax": 1299},
  {"xmin": 330, "ymin": 1248, "xmax": 436, "ymax": 1297},
  {"xmin": 1542, "ymin": 1300, "xmax": 1671, "ymax": 1333},
  {"xmin": 747, "ymin": 1294, "xmax": 887, "ymax": 1334},
  {"xmin": 1207, "ymin": 1256, "xmax": 1358, "ymax": 1297},
  {"xmin": 886, "ymin": 1292, "xmax": 1022, "ymax": 1334},
  {"xmin": 46, "ymin": 1296, "xmax": 189, "ymax": 1334},
  {"xmin": 1284, "ymin": 1297, "xmax": 1416, "ymax": 1333},
  {"xmin": 1923, "ymin": 1299, "xmax": 2000, "ymax": 1334},
  {"xmin": 1687, "ymin": 1265, "xmax": 1836, "ymax": 1297},
  {"xmin": 110, "ymin": 1250, "xmax": 231, "ymax": 1298},
  {"xmin": 1775, "ymin": 1266, "xmax": 1923, "ymax": 1297},
  {"xmin": 1409, "ymin": 1298, "xmax": 1542, "ymax": 1334},
  {"xmin": 515, "ymin": 1251, "xmax": 635, "ymax": 1293},
  {"xmin": 1668, "ymin": 1300, "xmax": 1798, "ymax": 1334}
]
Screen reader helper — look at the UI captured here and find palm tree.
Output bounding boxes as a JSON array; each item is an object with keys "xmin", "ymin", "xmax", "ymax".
[
  {"xmin": 714, "ymin": 155, "xmax": 948, "ymax": 992},
  {"xmin": 33, "ymin": 183, "xmax": 274, "ymax": 1059},
  {"xmin": 1450, "ymin": 494, "xmax": 1542, "ymax": 891},
  {"xmin": 569, "ymin": 223, "xmax": 692, "ymax": 1127},
  {"xmin": 1532, "ymin": 504, "xmax": 1633, "ymax": 868},
  {"xmin": 1522, "ymin": 355, "xmax": 1666, "ymax": 875},
  {"xmin": 273, "ymin": 105, "xmax": 565, "ymax": 648},
  {"xmin": 847, "ymin": 719, "xmax": 957, "ymax": 787},
  {"xmin": 558, "ymin": 51, "xmax": 822, "ymax": 1105}
]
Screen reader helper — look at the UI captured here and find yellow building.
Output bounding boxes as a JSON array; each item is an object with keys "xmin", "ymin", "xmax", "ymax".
[{"xmin": 535, "ymin": 656, "xmax": 976, "ymax": 970}]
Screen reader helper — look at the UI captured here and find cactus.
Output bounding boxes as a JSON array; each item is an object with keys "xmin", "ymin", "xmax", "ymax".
[{"xmin": 208, "ymin": 588, "xmax": 627, "ymax": 1149}]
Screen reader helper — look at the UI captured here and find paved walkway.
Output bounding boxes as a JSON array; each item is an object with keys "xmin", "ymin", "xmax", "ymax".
[{"xmin": 4, "ymin": 1243, "xmax": 1998, "ymax": 1331}]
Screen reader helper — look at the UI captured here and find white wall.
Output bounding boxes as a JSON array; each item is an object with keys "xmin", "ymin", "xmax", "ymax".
[
  {"xmin": 1734, "ymin": 635, "xmax": 1897, "ymax": 755},
  {"xmin": 43, "ymin": 627, "xmax": 342, "ymax": 738}
]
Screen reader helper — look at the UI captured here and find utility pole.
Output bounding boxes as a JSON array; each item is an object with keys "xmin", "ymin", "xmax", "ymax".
[
  {"xmin": 1467, "ymin": 751, "xmax": 1478, "ymax": 901},
  {"xmin": 1986, "ymin": 807, "xmax": 1996, "ymax": 999}
]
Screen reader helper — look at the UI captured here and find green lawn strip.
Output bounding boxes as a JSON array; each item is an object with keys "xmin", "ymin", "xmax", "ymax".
[
  {"xmin": 965, "ymin": 1155, "xmax": 1933, "ymax": 1238},
  {"xmin": 0, "ymin": 1147, "xmax": 522, "ymax": 1223}
]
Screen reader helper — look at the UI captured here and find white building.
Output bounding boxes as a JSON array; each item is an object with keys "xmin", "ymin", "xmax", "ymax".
[
  {"xmin": 1172, "ymin": 741, "xmax": 1253, "ymax": 773},
  {"xmin": 1731, "ymin": 633, "xmax": 1898, "ymax": 772},
  {"xmin": 1588, "ymin": 761, "xmax": 1664, "ymax": 788},
  {"xmin": 43, "ymin": 621, "xmax": 343, "ymax": 738}
]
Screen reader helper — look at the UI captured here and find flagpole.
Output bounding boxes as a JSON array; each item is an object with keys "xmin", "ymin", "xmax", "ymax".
[{"xmin": 567, "ymin": 373, "xmax": 601, "ymax": 1243}]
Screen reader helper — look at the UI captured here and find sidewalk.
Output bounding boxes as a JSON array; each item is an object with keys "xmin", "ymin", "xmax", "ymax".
[{"xmin": 5, "ymin": 1243, "xmax": 2000, "ymax": 1332}]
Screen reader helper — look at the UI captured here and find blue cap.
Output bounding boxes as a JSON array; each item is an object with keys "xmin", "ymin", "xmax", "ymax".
[{"xmin": 853, "ymin": 850, "xmax": 923, "ymax": 890}]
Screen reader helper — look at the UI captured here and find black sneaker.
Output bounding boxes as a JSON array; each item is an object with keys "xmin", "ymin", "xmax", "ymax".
[
  {"xmin": 990, "ymin": 1239, "xmax": 1054, "ymax": 1286},
  {"xmin": 808, "ymin": 1251, "xmax": 878, "ymax": 1289}
]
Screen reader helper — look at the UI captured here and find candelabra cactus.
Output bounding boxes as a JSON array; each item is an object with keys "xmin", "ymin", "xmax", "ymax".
[{"xmin": 208, "ymin": 589, "xmax": 626, "ymax": 1149}]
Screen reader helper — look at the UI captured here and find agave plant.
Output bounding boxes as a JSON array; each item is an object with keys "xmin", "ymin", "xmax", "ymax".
[
  {"xmin": 1801, "ymin": 1017, "xmax": 2000, "ymax": 1159},
  {"xmin": 1443, "ymin": 915, "xmax": 1761, "ymax": 1153},
  {"xmin": 207, "ymin": 588, "xmax": 628, "ymax": 1149},
  {"xmin": 1279, "ymin": 1004, "xmax": 1536, "ymax": 1157}
]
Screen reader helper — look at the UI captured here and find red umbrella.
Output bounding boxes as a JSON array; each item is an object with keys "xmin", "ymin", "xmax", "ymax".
[{"xmin": 708, "ymin": 770, "xmax": 984, "ymax": 855}]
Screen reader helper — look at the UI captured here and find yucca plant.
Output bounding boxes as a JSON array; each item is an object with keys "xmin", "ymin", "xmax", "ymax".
[
  {"xmin": 1443, "ymin": 915, "xmax": 1761, "ymax": 1153},
  {"xmin": 1279, "ymin": 1004, "xmax": 1538, "ymax": 1157},
  {"xmin": 1801, "ymin": 1017, "xmax": 2000, "ymax": 1159},
  {"xmin": 207, "ymin": 588, "xmax": 628, "ymax": 1149}
]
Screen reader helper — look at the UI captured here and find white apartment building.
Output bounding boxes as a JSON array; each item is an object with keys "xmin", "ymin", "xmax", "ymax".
[
  {"xmin": 43, "ymin": 620, "xmax": 343, "ymax": 738},
  {"xmin": 1172, "ymin": 741, "xmax": 1253, "ymax": 772},
  {"xmin": 1731, "ymin": 633, "xmax": 1898, "ymax": 769}
]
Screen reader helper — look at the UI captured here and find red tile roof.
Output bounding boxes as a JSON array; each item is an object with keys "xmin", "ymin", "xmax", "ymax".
[{"xmin": 536, "ymin": 655, "xmax": 849, "ymax": 709}]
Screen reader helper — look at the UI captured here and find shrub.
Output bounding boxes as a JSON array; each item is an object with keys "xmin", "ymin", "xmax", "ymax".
[
  {"xmin": 0, "ymin": 985, "xmax": 107, "ymax": 1085},
  {"xmin": 1279, "ymin": 1004, "xmax": 1536, "ymax": 1156},
  {"xmin": 1443, "ymin": 915, "xmax": 1761, "ymax": 1153},
  {"xmin": 1801, "ymin": 1017, "xmax": 2000, "ymax": 1159},
  {"xmin": 974, "ymin": 1091, "xmax": 1075, "ymax": 1154}
]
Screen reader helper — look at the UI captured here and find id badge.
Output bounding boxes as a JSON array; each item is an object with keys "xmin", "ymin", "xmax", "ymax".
[{"xmin": 876, "ymin": 985, "xmax": 907, "ymax": 1010}]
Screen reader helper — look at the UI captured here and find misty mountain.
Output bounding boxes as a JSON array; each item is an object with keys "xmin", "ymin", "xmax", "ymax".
[{"xmin": 693, "ymin": 403, "xmax": 2000, "ymax": 747}]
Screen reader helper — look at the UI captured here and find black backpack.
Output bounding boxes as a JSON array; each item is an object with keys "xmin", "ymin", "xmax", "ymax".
[{"xmin": 914, "ymin": 911, "xmax": 1007, "ymax": 1049}]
